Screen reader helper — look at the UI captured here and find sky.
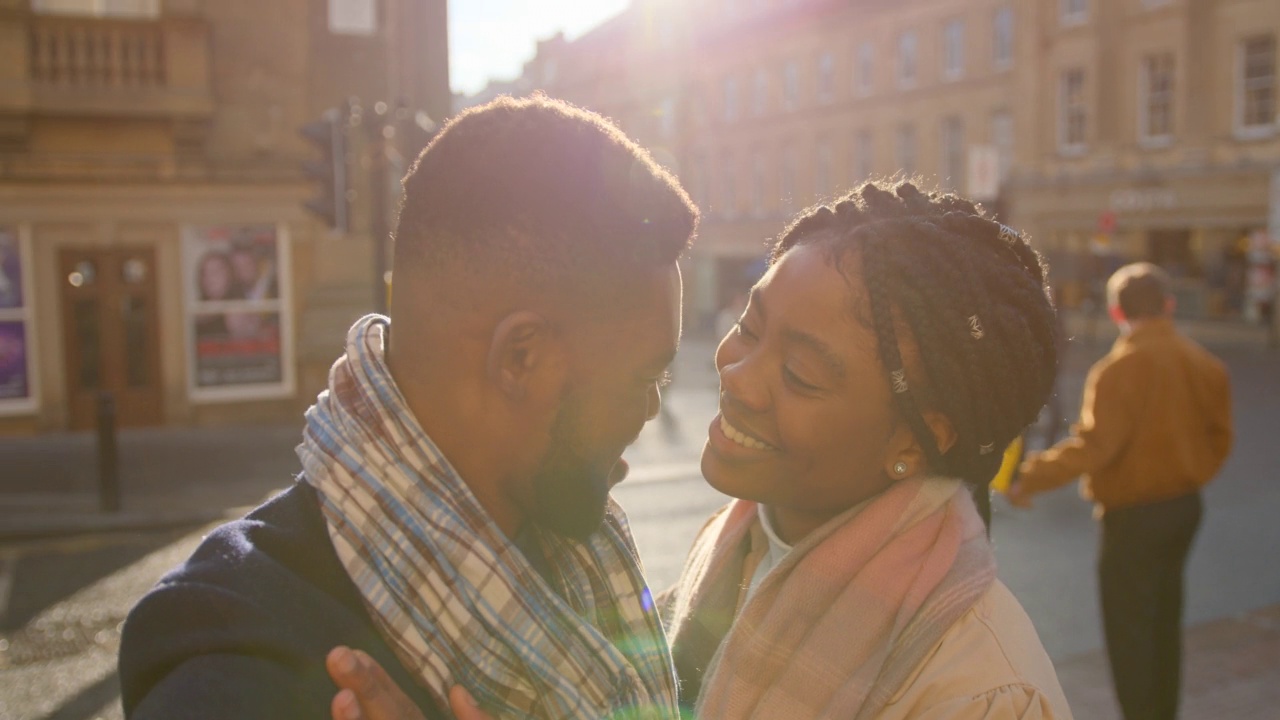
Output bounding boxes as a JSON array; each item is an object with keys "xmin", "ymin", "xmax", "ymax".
[{"xmin": 448, "ymin": 0, "xmax": 630, "ymax": 97}]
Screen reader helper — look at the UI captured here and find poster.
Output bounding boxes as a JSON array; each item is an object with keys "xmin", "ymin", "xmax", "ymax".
[
  {"xmin": 193, "ymin": 312, "xmax": 282, "ymax": 387},
  {"xmin": 0, "ymin": 228, "xmax": 22, "ymax": 310},
  {"xmin": 0, "ymin": 321, "xmax": 28, "ymax": 401},
  {"xmin": 183, "ymin": 225, "xmax": 286, "ymax": 391}
]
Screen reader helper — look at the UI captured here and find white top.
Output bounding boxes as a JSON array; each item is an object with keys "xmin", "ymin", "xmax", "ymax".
[{"xmin": 745, "ymin": 506, "xmax": 793, "ymax": 601}]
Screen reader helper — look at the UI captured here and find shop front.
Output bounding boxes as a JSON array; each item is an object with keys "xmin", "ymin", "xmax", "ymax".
[
  {"xmin": 1011, "ymin": 168, "xmax": 1277, "ymax": 320},
  {"xmin": 0, "ymin": 184, "xmax": 329, "ymax": 435}
]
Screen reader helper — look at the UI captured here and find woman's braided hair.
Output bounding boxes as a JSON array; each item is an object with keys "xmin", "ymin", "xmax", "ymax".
[{"xmin": 771, "ymin": 179, "xmax": 1059, "ymax": 492}]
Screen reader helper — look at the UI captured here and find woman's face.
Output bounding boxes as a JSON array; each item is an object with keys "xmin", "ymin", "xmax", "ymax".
[
  {"xmin": 701, "ymin": 242, "xmax": 913, "ymax": 542},
  {"xmin": 200, "ymin": 254, "xmax": 232, "ymax": 301}
]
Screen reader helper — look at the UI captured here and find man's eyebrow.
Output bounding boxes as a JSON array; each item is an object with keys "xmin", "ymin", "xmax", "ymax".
[{"xmin": 782, "ymin": 327, "xmax": 847, "ymax": 378}]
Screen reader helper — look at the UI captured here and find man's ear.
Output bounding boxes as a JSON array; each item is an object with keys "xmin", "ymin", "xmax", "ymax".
[
  {"xmin": 1109, "ymin": 304, "xmax": 1127, "ymax": 326},
  {"xmin": 486, "ymin": 311, "xmax": 565, "ymax": 403}
]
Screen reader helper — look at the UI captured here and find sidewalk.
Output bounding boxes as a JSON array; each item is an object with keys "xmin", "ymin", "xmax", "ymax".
[{"xmin": 1055, "ymin": 603, "xmax": 1280, "ymax": 718}]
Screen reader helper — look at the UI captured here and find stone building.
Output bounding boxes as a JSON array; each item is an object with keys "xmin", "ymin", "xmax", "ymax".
[
  {"xmin": 0, "ymin": 0, "xmax": 450, "ymax": 432},
  {"xmin": 1012, "ymin": 0, "xmax": 1280, "ymax": 317},
  {"xmin": 505, "ymin": 0, "xmax": 1280, "ymax": 329}
]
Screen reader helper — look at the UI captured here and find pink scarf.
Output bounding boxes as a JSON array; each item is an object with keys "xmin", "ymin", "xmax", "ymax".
[{"xmin": 665, "ymin": 477, "xmax": 995, "ymax": 720}]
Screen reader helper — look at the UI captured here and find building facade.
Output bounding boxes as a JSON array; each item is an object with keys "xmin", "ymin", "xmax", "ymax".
[
  {"xmin": 0, "ymin": 0, "xmax": 450, "ymax": 433},
  {"xmin": 1013, "ymin": 0, "xmax": 1280, "ymax": 318},
  {"xmin": 502, "ymin": 0, "xmax": 1279, "ymax": 329}
]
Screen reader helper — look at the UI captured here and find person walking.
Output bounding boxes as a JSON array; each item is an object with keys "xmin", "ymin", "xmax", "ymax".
[{"xmin": 1007, "ymin": 262, "xmax": 1233, "ymax": 720}]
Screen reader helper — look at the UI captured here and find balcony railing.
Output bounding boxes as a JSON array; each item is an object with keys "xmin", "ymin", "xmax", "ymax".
[
  {"xmin": 0, "ymin": 13, "xmax": 213, "ymax": 119},
  {"xmin": 28, "ymin": 16, "xmax": 167, "ymax": 88}
]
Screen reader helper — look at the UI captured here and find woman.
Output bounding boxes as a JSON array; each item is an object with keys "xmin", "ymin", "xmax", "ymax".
[{"xmin": 329, "ymin": 181, "xmax": 1071, "ymax": 719}]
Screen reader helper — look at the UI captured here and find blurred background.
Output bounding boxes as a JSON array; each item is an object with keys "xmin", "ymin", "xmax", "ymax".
[{"xmin": 0, "ymin": 0, "xmax": 1278, "ymax": 718}]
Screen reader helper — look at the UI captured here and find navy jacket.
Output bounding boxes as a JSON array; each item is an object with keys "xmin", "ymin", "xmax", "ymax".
[{"xmin": 118, "ymin": 482, "xmax": 445, "ymax": 719}]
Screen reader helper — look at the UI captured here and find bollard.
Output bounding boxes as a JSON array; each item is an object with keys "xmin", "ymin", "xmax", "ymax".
[{"xmin": 97, "ymin": 391, "xmax": 120, "ymax": 513}]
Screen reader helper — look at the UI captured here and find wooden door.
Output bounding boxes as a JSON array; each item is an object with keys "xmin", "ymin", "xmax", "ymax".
[{"xmin": 59, "ymin": 247, "xmax": 163, "ymax": 429}]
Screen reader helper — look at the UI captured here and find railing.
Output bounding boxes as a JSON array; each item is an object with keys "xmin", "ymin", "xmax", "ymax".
[
  {"xmin": 0, "ymin": 13, "xmax": 213, "ymax": 120},
  {"xmin": 28, "ymin": 17, "xmax": 167, "ymax": 88}
]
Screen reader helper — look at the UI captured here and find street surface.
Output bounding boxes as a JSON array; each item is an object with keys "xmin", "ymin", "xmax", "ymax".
[{"xmin": 0, "ymin": 327, "xmax": 1276, "ymax": 719}]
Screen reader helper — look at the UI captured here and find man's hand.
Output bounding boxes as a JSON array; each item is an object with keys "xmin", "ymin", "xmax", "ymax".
[
  {"xmin": 326, "ymin": 646, "xmax": 494, "ymax": 720},
  {"xmin": 1004, "ymin": 480, "xmax": 1035, "ymax": 509}
]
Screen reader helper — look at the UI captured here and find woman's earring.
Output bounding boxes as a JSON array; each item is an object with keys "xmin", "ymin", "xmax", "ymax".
[{"xmin": 893, "ymin": 461, "xmax": 908, "ymax": 477}]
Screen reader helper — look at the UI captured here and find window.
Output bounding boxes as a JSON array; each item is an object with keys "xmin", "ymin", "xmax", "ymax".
[
  {"xmin": 751, "ymin": 151, "xmax": 767, "ymax": 216},
  {"xmin": 0, "ymin": 227, "xmax": 37, "ymax": 414},
  {"xmin": 1140, "ymin": 53, "xmax": 1175, "ymax": 142},
  {"xmin": 658, "ymin": 96, "xmax": 677, "ymax": 139},
  {"xmin": 1060, "ymin": 68, "xmax": 1087, "ymax": 151},
  {"xmin": 941, "ymin": 116, "xmax": 966, "ymax": 190},
  {"xmin": 723, "ymin": 75, "xmax": 740, "ymax": 123},
  {"xmin": 753, "ymin": 68, "xmax": 769, "ymax": 116},
  {"xmin": 1239, "ymin": 35, "xmax": 1276, "ymax": 133},
  {"xmin": 780, "ymin": 144, "xmax": 798, "ymax": 212},
  {"xmin": 183, "ymin": 225, "xmax": 293, "ymax": 400},
  {"xmin": 993, "ymin": 6, "xmax": 1014, "ymax": 69},
  {"xmin": 855, "ymin": 42, "xmax": 875, "ymax": 96},
  {"xmin": 896, "ymin": 124, "xmax": 917, "ymax": 174},
  {"xmin": 328, "ymin": 0, "xmax": 376, "ymax": 35},
  {"xmin": 1060, "ymin": 0, "xmax": 1087, "ymax": 25},
  {"xmin": 943, "ymin": 19, "xmax": 965, "ymax": 79},
  {"xmin": 898, "ymin": 31, "xmax": 918, "ymax": 88},
  {"xmin": 817, "ymin": 52, "xmax": 835, "ymax": 104},
  {"xmin": 815, "ymin": 137, "xmax": 833, "ymax": 198},
  {"xmin": 852, "ymin": 128, "xmax": 873, "ymax": 183},
  {"xmin": 719, "ymin": 153, "xmax": 737, "ymax": 218},
  {"xmin": 991, "ymin": 110, "xmax": 1014, "ymax": 178},
  {"xmin": 32, "ymin": 0, "xmax": 158, "ymax": 17},
  {"xmin": 690, "ymin": 151, "xmax": 709, "ymax": 208},
  {"xmin": 783, "ymin": 60, "xmax": 800, "ymax": 111}
]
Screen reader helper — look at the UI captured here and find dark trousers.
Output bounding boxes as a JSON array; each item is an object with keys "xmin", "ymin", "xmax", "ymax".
[{"xmin": 1099, "ymin": 492, "xmax": 1203, "ymax": 720}]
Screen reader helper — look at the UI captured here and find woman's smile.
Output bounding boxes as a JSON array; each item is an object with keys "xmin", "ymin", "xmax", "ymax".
[{"xmin": 708, "ymin": 413, "xmax": 779, "ymax": 457}]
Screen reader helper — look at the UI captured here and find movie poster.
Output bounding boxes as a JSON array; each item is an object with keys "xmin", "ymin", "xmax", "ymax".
[
  {"xmin": 183, "ymin": 225, "xmax": 285, "ymax": 390},
  {"xmin": 0, "ymin": 321, "xmax": 27, "ymax": 401},
  {"xmin": 0, "ymin": 228, "xmax": 21, "ymax": 311}
]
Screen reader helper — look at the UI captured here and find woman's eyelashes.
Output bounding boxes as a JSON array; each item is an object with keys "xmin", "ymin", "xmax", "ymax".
[{"xmin": 783, "ymin": 365, "xmax": 820, "ymax": 392}]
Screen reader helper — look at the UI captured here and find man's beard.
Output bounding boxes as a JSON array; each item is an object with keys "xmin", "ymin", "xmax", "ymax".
[{"xmin": 529, "ymin": 391, "xmax": 613, "ymax": 542}]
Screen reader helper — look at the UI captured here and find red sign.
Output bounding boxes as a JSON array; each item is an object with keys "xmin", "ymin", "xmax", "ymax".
[{"xmin": 1097, "ymin": 211, "xmax": 1117, "ymax": 235}]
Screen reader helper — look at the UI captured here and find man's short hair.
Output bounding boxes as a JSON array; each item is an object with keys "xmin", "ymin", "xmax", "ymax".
[
  {"xmin": 392, "ymin": 95, "xmax": 698, "ymax": 304},
  {"xmin": 1107, "ymin": 262, "xmax": 1172, "ymax": 320}
]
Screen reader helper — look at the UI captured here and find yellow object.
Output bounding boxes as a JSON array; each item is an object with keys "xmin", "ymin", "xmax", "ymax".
[{"xmin": 991, "ymin": 435, "xmax": 1024, "ymax": 494}]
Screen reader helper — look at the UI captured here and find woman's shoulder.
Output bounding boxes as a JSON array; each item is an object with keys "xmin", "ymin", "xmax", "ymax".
[{"xmin": 883, "ymin": 580, "xmax": 1074, "ymax": 719}]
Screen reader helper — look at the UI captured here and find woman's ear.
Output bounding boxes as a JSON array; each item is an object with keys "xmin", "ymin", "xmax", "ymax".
[
  {"xmin": 884, "ymin": 410, "xmax": 958, "ymax": 478},
  {"xmin": 922, "ymin": 410, "xmax": 958, "ymax": 456},
  {"xmin": 486, "ymin": 311, "xmax": 565, "ymax": 404}
]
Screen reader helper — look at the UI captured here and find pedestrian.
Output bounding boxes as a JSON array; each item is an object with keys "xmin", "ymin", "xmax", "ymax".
[
  {"xmin": 1007, "ymin": 262, "xmax": 1233, "ymax": 720},
  {"xmin": 117, "ymin": 95, "xmax": 699, "ymax": 720},
  {"xmin": 331, "ymin": 180, "xmax": 1074, "ymax": 719}
]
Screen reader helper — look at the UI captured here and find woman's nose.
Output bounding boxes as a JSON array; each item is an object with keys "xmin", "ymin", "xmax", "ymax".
[{"xmin": 718, "ymin": 351, "xmax": 770, "ymax": 413}]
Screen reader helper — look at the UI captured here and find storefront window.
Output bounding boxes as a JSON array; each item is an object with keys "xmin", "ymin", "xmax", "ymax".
[
  {"xmin": 0, "ymin": 227, "xmax": 37, "ymax": 414},
  {"xmin": 183, "ymin": 224, "xmax": 293, "ymax": 402}
]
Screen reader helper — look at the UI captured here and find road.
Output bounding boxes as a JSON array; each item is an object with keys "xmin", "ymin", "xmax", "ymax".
[{"xmin": 1, "ymin": 332, "xmax": 1276, "ymax": 719}]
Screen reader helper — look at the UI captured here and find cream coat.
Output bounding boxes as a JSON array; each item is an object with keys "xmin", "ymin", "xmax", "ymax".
[{"xmin": 880, "ymin": 580, "xmax": 1074, "ymax": 719}]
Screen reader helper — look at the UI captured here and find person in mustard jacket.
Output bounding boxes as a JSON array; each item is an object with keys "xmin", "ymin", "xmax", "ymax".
[{"xmin": 1008, "ymin": 262, "xmax": 1233, "ymax": 720}]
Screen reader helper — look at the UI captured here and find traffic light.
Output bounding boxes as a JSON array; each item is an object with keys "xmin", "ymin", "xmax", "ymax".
[{"xmin": 300, "ymin": 107, "xmax": 350, "ymax": 232}]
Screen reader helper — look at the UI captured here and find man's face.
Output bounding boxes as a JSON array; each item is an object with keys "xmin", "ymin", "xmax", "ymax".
[{"xmin": 527, "ymin": 265, "xmax": 682, "ymax": 540}]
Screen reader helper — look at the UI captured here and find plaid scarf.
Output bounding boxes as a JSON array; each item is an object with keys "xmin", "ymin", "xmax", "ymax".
[{"xmin": 298, "ymin": 315, "xmax": 678, "ymax": 719}]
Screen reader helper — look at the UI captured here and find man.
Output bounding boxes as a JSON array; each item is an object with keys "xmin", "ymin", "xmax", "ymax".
[
  {"xmin": 119, "ymin": 95, "xmax": 698, "ymax": 719},
  {"xmin": 1008, "ymin": 262, "xmax": 1233, "ymax": 720}
]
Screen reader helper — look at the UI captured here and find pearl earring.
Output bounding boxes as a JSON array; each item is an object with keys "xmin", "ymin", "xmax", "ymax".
[{"xmin": 893, "ymin": 461, "xmax": 908, "ymax": 476}]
